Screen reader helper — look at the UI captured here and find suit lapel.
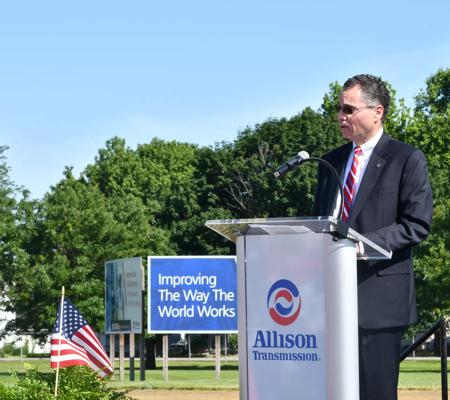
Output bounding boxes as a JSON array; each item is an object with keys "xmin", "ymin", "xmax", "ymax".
[
  {"xmin": 336, "ymin": 145, "xmax": 351, "ymax": 177},
  {"xmin": 326, "ymin": 143, "xmax": 352, "ymax": 216},
  {"xmin": 349, "ymin": 134, "xmax": 390, "ymax": 223}
]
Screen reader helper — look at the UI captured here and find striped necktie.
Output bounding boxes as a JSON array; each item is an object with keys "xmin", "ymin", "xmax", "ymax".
[{"xmin": 342, "ymin": 146, "xmax": 362, "ymax": 223}]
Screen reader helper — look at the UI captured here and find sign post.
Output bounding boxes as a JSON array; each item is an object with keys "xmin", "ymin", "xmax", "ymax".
[
  {"xmin": 109, "ymin": 334, "xmax": 115, "ymax": 380},
  {"xmin": 129, "ymin": 333, "xmax": 135, "ymax": 381},
  {"xmin": 215, "ymin": 335, "xmax": 221, "ymax": 380},
  {"xmin": 163, "ymin": 335, "xmax": 169, "ymax": 381},
  {"xmin": 119, "ymin": 333, "xmax": 125, "ymax": 382}
]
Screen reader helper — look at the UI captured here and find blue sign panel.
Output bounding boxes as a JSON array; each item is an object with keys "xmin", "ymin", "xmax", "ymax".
[{"xmin": 148, "ymin": 256, "xmax": 237, "ymax": 333}]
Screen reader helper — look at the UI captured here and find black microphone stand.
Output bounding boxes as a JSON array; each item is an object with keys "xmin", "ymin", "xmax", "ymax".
[
  {"xmin": 275, "ymin": 156, "xmax": 349, "ymax": 240},
  {"xmin": 301, "ymin": 157, "xmax": 348, "ymax": 240}
]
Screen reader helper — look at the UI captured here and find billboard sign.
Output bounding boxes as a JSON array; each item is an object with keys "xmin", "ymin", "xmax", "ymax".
[
  {"xmin": 105, "ymin": 257, "xmax": 143, "ymax": 334},
  {"xmin": 148, "ymin": 256, "xmax": 237, "ymax": 333}
]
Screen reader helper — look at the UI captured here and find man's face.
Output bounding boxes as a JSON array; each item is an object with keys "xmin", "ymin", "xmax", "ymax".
[{"xmin": 337, "ymin": 85, "xmax": 383, "ymax": 145}]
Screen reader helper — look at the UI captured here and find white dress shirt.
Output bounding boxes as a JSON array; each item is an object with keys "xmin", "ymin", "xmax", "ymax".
[{"xmin": 333, "ymin": 128, "xmax": 384, "ymax": 219}]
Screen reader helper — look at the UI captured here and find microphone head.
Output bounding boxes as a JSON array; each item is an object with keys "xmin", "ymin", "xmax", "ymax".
[{"xmin": 297, "ymin": 150, "xmax": 310, "ymax": 160}]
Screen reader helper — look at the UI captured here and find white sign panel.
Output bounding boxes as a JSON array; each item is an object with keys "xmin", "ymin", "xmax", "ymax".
[
  {"xmin": 245, "ymin": 233, "xmax": 327, "ymax": 399},
  {"xmin": 105, "ymin": 257, "xmax": 143, "ymax": 334}
]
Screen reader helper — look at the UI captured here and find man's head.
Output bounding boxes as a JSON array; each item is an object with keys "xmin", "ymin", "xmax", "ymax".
[{"xmin": 337, "ymin": 74, "xmax": 390, "ymax": 145}]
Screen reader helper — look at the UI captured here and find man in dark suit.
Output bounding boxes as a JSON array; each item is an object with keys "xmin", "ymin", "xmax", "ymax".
[{"xmin": 313, "ymin": 74, "xmax": 433, "ymax": 400}]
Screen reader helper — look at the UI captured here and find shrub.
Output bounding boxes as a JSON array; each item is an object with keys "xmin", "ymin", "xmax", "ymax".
[
  {"xmin": 228, "ymin": 334, "xmax": 238, "ymax": 354},
  {"xmin": 0, "ymin": 342, "xmax": 25, "ymax": 357},
  {"xmin": 0, "ymin": 365, "xmax": 130, "ymax": 400}
]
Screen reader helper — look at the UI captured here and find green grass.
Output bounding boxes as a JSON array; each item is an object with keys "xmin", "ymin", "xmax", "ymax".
[
  {"xmin": 0, "ymin": 358, "xmax": 447, "ymax": 390},
  {"xmin": 109, "ymin": 360, "xmax": 239, "ymax": 390},
  {"xmin": 399, "ymin": 359, "xmax": 447, "ymax": 389},
  {"xmin": 0, "ymin": 359, "xmax": 51, "ymax": 385},
  {"xmin": 0, "ymin": 359, "xmax": 239, "ymax": 390}
]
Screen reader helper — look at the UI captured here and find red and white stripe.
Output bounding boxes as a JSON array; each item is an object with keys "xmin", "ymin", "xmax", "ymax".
[
  {"xmin": 342, "ymin": 147, "xmax": 362, "ymax": 223},
  {"xmin": 51, "ymin": 326, "xmax": 113, "ymax": 378}
]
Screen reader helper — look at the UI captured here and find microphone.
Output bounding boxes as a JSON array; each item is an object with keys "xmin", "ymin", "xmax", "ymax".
[
  {"xmin": 273, "ymin": 151, "xmax": 310, "ymax": 178},
  {"xmin": 273, "ymin": 150, "xmax": 349, "ymax": 239}
]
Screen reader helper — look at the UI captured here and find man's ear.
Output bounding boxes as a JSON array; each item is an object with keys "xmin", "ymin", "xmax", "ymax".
[{"xmin": 374, "ymin": 105, "xmax": 384, "ymax": 123}]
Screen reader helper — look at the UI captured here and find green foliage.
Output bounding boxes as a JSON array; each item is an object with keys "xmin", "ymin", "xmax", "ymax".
[
  {"xmin": 403, "ymin": 68, "xmax": 450, "ymax": 327},
  {"xmin": 0, "ymin": 146, "xmax": 18, "ymax": 292},
  {"xmin": 414, "ymin": 199, "xmax": 450, "ymax": 326},
  {"xmin": 0, "ymin": 146, "xmax": 39, "ymax": 338},
  {"xmin": 1, "ymin": 68, "xmax": 449, "ymax": 339},
  {"xmin": 0, "ymin": 342, "xmax": 27, "ymax": 357},
  {"xmin": 404, "ymin": 68, "xmax": 450, "ymax": 201},
  {"xmin": 216, "ymin": 88, "xmax": 343, "ymax": 220},
  {"xmin": 381, "ymin": 82, "xmax": 412, "ymax": 140},
  {"xmin": 228, "ymin": 334, "xmax": 238, "ymax": 354},
  {"xmin": 0, "ymin": 366, "xmax": 129, "ymax": 400}
]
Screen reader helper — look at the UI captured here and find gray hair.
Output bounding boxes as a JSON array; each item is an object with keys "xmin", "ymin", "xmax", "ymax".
[{"xmin": 343, "ymin": 74, "xmax": 390, "ymax": 122}]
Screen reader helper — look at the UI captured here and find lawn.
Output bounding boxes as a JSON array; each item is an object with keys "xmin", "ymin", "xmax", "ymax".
[
  {"xmin": 399, "ymin": 359, "xmax": 447, "ymax": 389},
  {"xmin": 0, "ymin": 358, "xmax": 447, "ymax": 390},
  {"xmin": 108, "ymin": 360, "xmax": 239, "ymax": 390}
]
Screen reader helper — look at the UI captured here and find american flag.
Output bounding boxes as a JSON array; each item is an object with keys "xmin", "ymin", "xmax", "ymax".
[{"xmin": 50, "ymin": 298, "xmax": 113, "ymax": 378}]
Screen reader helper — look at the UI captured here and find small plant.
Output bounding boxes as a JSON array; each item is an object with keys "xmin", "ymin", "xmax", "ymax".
[
  {"xmin": 0, "ymin": 365, "xmax": 130, "ymax": 400},
  {"xmin": 0, "ymin": 368, "xmax": 53, "ymax": 400},
  {"xmin": 0, "ymin": 342, "xmax": 26, "ymax": 357},
  {"xmin": 228, "ymin": 334, "xmax": 238, "ymax": 354}
]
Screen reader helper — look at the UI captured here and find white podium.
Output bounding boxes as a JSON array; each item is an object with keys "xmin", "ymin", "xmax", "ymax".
[{"xmin": 206, "ymin": 217, "xmax": 391, "ymax": 400}]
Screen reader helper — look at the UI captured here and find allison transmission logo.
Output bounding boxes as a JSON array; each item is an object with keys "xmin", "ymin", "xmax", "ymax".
[
  {"xmin": 252, "ymin": 279, "xmax": 318, "ymax": 363},
  {"xmin": 267, "ymin": 279, "xmax": 301, "ymax": 326}
]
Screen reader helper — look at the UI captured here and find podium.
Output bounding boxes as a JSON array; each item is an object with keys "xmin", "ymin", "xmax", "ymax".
[{"xmin": 206, "ymin": 217, "xmax": 391, "ymax": 400}]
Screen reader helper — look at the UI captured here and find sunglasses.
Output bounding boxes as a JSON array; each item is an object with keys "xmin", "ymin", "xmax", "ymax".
[{"xmin": 336, "ymin": 104, "xmax": 375, "ymax": 115}]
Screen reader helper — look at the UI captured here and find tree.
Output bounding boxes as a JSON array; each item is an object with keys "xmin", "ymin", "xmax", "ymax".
[
  {"xmin": 3, "ymin": 69, "xmax": 449, "ymax": 340},
  {"xmin": 401, "ymin": 68, "xmax": 450, "ymax": 326},
  {"xmin": 215, "ymin": 84, "xmax": 344, "ymax": 220},
  {"xmin": 0, "ymin": 147, "xmax": 44, "ymax": 339},
  {"xmin": 0, "ymin": 145, "xmax": 16, "ymax": 291},
  {"xmin": 401, "ymin": 68, "xmax": 450, "ymax": 200},
  {"xmin": 4, "ymin": 167, "xmax": 172, "ymax": 338},
  {"xmin": 84, "ymin": 137, "xmax": 230, "ymax": 255}
]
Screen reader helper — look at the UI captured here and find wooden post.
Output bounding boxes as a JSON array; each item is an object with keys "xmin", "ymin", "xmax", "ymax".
[
  {"xmin": 109, "ymin": 334, "xmax": 115, "ymax": 380},
  {"xmin": 119, "ymin": 333, "xmax": 125, "ymax": 381},
  {"xmin": 215, "ymin": 335, "xmax": 221, "ymax": 380},
  {"xmin": 162, "ymin": 335, "xmax": 169, "ymax": 381},
  {"xmin": 139, "ymin": 333, "xmax": 145, "ymax": 381},
  {"xmin": 129, "ymin": 333, "xmax": 135, "ymax": 381},
  {"xmin": 139, "ymin": 267, "xmax": 146, "ymax": 381}
]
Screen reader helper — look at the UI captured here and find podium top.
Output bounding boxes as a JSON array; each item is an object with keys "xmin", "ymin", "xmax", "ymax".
[{"xmin": 205, "ymin": 216, "xmax": 392, "ymax": 261}]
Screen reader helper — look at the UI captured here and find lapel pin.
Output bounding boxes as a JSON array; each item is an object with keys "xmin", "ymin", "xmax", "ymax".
[{"xmin": 376, "ymin": 162, "xmax": 382, "ymax": 168}]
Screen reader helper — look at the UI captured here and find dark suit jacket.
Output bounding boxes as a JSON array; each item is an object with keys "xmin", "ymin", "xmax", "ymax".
[{"xmin": 313, "ymin": 134, "xmax": 433, "ymax": 329}]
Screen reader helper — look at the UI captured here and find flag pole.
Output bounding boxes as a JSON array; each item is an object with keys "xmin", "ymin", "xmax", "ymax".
[{"xmin": 54, "ymin": 286, "xmax": 65, "ymax": 399}]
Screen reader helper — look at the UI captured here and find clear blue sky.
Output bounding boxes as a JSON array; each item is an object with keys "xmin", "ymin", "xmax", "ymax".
[{"xmin": 1, "ymin": 0, "xmax": 449, "ymax": 199}]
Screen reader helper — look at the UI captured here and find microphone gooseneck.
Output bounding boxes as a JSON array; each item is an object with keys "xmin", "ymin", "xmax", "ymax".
[{"xmin": 273, "ymin": 151, "xmax": 348, "ymax": 239}]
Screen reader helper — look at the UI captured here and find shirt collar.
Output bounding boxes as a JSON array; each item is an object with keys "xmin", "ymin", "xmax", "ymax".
[{"xmin": 354, "ymin": 128, "xmax": 383, "ymax": 154}]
